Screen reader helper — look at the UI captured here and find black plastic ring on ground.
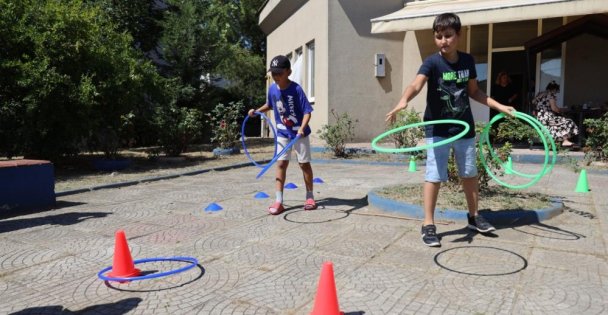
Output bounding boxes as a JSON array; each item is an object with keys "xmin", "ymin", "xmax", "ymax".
[{"xmin": 367, "ymin": 189, "xmax": 563, "ymax": 225}]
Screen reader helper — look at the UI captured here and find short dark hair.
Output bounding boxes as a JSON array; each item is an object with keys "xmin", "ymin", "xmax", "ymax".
[
  {"xmin": 433, "ymin": 13, "xmax": 461, "ymax": 33},
  {"xmin": 545, "ymin": 81, "xmax": 560, "ymax": 92}
]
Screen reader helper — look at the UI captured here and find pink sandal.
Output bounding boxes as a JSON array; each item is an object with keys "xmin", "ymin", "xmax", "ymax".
[
  {"xmin": 268, "ymin": 202, "xmax": 285, "ymax": 215},
  {"xmin": 304, "ymin": 198, "xmax": 317, "ymax": 211}
]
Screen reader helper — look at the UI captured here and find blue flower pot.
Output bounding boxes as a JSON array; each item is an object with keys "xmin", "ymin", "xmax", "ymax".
[
  {"xmin": 92, "ymin": 158, "xmax": 132, "ymax": 171},
  {"xmin": 213, "ymin": 147, "xmax": 240, "ymax": 156}
]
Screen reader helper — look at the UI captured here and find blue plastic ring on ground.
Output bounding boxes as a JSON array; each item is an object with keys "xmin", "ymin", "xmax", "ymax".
[
  {"xmin": 97, "ymin": 256, "xmax": 199, "ymax": 282},
  {"xmin": 241, "ymin": 112, "xmax": 278, "ymax": 168}
]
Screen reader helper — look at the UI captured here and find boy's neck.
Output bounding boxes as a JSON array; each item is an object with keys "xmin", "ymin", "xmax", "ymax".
[
  {"xmin": 277, "ymin": 80, "xmax": 291, "ymax": 90},
  {"xmin": 440, "ymin": 51, "xmax": 459, "ymax": 63}
]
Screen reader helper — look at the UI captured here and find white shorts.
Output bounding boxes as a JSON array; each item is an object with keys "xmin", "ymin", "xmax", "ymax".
[{"xmin": 277, "ymin": 136, "xmax": 311, "ymax": 163}]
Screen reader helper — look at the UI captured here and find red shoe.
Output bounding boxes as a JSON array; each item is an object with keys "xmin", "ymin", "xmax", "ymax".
[
  {"xmin": 304, "ymin": 198, "xmax": 317, "ymax": 211},
  {"xmin": 268, "ymin": 201, "xmax": 285, "ymax": 215}
]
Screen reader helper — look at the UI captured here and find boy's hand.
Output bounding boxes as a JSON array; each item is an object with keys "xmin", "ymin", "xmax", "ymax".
[
  {"xmin": 385, "ymin": 101, "xmax": 406, "ymax": 124},
  {"xmin": 385, "ymin": 111, "xmax": 397, "ymax": 124},
  {"xmin": 498, "ymin": 104, "xmax": 516, "ymax": 117},
  {"xmin": 248, "ymin": 109, "xmax": 256, "ymax": 117}
]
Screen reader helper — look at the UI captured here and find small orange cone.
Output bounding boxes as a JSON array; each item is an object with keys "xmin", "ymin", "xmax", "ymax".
[
  {"xmin": 310, "ymin": 262, "xmax": 343, "ymax": 315},
  {"xmin": 108, "ymin": 230, "xmax": 140, "ymax": 279}
]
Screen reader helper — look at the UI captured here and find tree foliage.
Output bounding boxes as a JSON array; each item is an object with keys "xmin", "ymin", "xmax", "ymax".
[{"xmin": 0, "ymin": 0, "xmax": 266, "ymax": 159}]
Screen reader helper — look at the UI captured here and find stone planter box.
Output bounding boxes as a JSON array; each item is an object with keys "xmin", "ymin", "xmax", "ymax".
[{"xmin": 0, "ymin": 159, "xmax": 55, "ymax": 211}]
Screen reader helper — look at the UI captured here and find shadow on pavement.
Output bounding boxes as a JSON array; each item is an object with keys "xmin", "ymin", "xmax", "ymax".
[
  {"xmin": 0, "ymin": 211, "xmax": 109, "ymax": 234},
  {"xmin": 9, "ymin": 297, "xmax": 142, "ymax": 315}
]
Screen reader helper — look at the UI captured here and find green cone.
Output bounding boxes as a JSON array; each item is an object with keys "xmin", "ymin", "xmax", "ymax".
[{"xmin": 575, "ymin": 169, "xmax": 590, "ymax": 193}]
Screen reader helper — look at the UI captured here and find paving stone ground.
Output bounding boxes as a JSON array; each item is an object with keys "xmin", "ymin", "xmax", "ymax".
[{"xmin": 1, "ymin": 157, "xmax": 607, "ymax": 314}]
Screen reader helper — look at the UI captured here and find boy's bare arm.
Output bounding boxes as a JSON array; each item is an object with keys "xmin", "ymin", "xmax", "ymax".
[
  {"xmin": 298, "ymin": 113, "xmax": 311, "ymax": 136},
  {"xmin": 248, "ymin": 104, "xmax": 271, "ymax": 117},
  {"xmin": 386, "ymin": 74, "xmax": 428, "ymax": 123}
]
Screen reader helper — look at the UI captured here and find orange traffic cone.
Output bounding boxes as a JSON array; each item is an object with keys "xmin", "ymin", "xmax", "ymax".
[
  {"xmin": 310, "ymin": 262, "xmax": 343, "ymax": 315},
  {"xmin": 108, "ymin": 230, "xmax": 140, "ymax": 280}
]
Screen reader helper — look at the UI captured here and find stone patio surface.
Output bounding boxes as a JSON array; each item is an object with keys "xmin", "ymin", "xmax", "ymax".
[{"xmin": 1, "ymin": 153, "xmax": 607, "ymax": 314}]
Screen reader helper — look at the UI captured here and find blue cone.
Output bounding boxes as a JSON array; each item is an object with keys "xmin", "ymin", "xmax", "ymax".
[
  {"xmin": 284, "ymin": 182, "xmax": 298, "ymax": 189},
  {"xmin": 205, "ymin": 203, "xmax": 223, "ymax": 212},
  {"xmin": 254, "ymin": 192, "xmax": 269, "ymax": 199},
  {"xmin": 313, "ymin": 177, "xmax": 324, "ymax": 184}
]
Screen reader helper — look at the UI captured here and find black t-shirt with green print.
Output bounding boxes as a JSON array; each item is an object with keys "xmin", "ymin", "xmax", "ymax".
[{"xmin": 418, "ymin": 51, "xmax": 477, "ymax": 139}]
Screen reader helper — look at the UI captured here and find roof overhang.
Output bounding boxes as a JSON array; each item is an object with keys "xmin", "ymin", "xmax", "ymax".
[{"xmin": 371, "ymin": 0, "xmax": 608, "ymax": 33}]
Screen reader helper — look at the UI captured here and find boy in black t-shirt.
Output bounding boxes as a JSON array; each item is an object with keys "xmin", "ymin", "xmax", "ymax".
[{"xmin": 385, "ymin": 13, "xmax": 515, "ymax": 247}]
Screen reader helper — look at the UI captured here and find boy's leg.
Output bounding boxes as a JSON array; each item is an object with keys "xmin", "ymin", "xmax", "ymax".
[
  {"xmin": 267, "ymin": 160, "xmax": 289, "ymax": 215},
  {"xmin": 461, "ymin": 176, "xmax": 479, "ymax": 217},
  {"xmin": 453, "ymin": 137, "xmax": 495, "ymax": 232},
  {"xmin": 423, "ymin": 181, "xmax": 441, "ymax": 226},
  {"xmin": 424, "ymin": 137, "xmax": 450, "ymax": 225},
  {"xmin": 421, "ymin": 137, "xmax": 449, "ymax": 247},
  {"xmin": 293, "ymin": 136, "xmax": 317, "ymax": 210}
]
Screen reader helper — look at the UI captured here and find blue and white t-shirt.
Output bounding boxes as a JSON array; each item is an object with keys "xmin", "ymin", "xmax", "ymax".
[
  {"xmin": 267, "ymin": 81, "xmax": 313, "ymax": 138},
  {"xmin": 418, "ymin": 51, "xmax": 477, "ymax": 139}
]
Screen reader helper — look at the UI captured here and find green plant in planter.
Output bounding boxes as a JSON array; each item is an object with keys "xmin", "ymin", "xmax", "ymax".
[
  {"xmin": 583, "ymin": 112, "xmax": 608, "ymax": 162},
  {"xmin": 446, "ymin": 122, "xmax": 513, "ymax": 192},
  {"xmin": 494, "ymin": 117, "xmax": 538, "ymax": 146},
  {"xmin": 208, "ymin": 101, "xmax": 245, "ymax": 151},
  {"xmin": 318, "ymin": 110, "xmax": 357, "ymax": 157}
]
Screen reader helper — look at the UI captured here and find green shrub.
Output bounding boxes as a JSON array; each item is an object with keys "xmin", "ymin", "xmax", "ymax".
[
  {"xmin": 447, "ymin": 122, "xmax": 513, "ymax": 191},
  {"xmin": 318, "ymin": 110, "xmax": 357, "ymax": 157},
  {"xmin": 494, "ymin": 117, "xmax": 538, "ymax": 145},
  {"xmin": 387, "ymin": 108, "xmax": 425, "ymax": 159},
  {"xmin": 156, "ymin": 105, "xmax": 205, "ymax": 156},
  {"xmin": 207, "ymin": 101, "xmax": 245, "ymax": 149},
  {"xmin": 584, "ymin": 113, "xmax": 608, "ymax": 162}
]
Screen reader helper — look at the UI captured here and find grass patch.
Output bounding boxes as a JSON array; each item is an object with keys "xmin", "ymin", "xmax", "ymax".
[{"xmin": 376, "ymin": 184, "xmax": 553, "ymax": 211}]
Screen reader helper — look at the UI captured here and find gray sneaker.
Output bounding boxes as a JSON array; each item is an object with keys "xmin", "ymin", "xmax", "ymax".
[
  {"xmin": 421, "ymin": 224, "xmax": 441, "ymax": 247},
  {"xmin": 467, "ymin": 214, "xmax": 496, "ymax": 233}
]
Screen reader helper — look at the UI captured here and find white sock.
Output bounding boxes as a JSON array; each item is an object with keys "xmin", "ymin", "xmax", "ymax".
[
  {"xmin": 275, "ymin": 191, "xmax": 283, "ymax": 203},
  {"xmin": 306, "ymin": 191, "xmax": 314, "ymax": 200}
]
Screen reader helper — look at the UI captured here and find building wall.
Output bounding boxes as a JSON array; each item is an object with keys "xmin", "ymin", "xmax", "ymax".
[
  {"xmin": 264, "ymin": 0, "xmax": 329, "ymax": 135},
  {"xmin": 326, "ymin": 0, "xmax": 405, "ymax": 141}
]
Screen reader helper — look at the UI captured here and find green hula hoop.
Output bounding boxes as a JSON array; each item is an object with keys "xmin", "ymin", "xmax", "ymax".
[
  {"xmin": 371, "ymin": 119, "xmax": 470, "ymax": 153},
  {"xmin": 480, "ymin": 112, "xmax": 556, "ymax": 189}
]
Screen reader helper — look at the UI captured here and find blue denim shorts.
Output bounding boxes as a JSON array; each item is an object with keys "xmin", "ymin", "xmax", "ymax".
[{"xmin": 425, "ymin": 136, "xmax": 478, "ymax": 182}]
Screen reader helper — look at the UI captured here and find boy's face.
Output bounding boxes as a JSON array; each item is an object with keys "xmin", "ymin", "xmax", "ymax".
[
  {"xmin": 434, "ymin": 28, "xmax": 459, "ymax": 55},
  {"xmin": 271, "ymin": 69, "xmax": 291, "ymax": 85}
]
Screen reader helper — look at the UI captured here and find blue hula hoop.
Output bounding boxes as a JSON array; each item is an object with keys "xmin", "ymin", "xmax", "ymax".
[
  {"xmin": 241, "ymin": 112, "xmax": 278, "ymax": 168},
  {"xmin": 97, "ymin": 256, "xmax": 198, "ymax": 282},
  {"xmin": 256, "ymin": 134, "xmax": 301, "ymax": 179}
]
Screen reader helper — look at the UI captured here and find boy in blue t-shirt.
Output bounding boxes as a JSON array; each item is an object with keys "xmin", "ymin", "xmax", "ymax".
[
  {"xmin": 385, "ymin": 13, "xmax": 515, "ymax": 247},
  {"xmin": 248, "ymin": 55, "xmax": 317, "ymax": 215}
]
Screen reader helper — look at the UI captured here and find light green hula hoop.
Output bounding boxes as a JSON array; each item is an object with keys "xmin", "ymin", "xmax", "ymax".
[
  {"xmin": 371, "ymin": 119, "xmax": 470, "ymax": 153},
  {"xmin": 480, "ymin": 112, "xmax": 555, "ymax": 189}
]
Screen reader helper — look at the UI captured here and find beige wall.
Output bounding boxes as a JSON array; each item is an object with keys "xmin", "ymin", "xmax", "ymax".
[
  {"xmin": 264, "ymin": 0, "xmax": 329, "ymax": 136},
  {"xmin": 327, "ymin": 0, "xmax": 405, "ymax": 141}
]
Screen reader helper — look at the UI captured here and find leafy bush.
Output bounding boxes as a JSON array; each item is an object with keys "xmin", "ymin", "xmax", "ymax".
[
  {"xmin": 447, "ymin": 122, "xmax": 513, "ymax": 191},
  {"xmin": 156, "ymin": 104, "xmax": 204, "ymax": 156},
  {"xmin": 494, "ymin": 117, "xmax": 538, "ymax": 145},
  {"xmin": 387, "ymin": 108, "xmax": 424, "ymax": 159},
  {"xmin": 583, "ymin": 113, "xmax": 608, "ymax": 162},
  {"xmin": 318, "ymin": 110, "xmax": 357, "ymax": 157},
  {"xmin": 207, "ymin": 101, "xmax": 245, "ymax": 149}
]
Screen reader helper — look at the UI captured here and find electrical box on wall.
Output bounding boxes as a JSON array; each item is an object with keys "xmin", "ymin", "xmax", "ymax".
[{"xmin": 374, "ymin": 53, "xmax": 385, "ymax": 77}]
